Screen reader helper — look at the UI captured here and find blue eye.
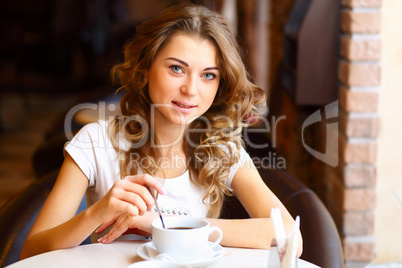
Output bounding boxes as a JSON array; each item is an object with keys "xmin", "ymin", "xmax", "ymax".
[
  {"xmin": 203, "ymin": 73, "xmax": 216, "ymax": 80},
  {"xmin": 171, "ymin": 65, "xmax": 183, "ymax": 74}
]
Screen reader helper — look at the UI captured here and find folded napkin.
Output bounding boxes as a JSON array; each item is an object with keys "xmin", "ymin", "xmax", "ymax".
[{"xmin": 269, "ymin": 208, "xmax": 300, "ymax": 268}]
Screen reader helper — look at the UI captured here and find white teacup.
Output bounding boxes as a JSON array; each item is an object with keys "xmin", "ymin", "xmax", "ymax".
[{"xmin": 151, "ymin": 217, "xmax": 223, "ymax": 262}]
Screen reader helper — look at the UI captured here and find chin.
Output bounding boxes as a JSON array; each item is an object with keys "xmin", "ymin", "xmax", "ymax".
[
  {"xmin": 169, "ymin": 114, "xmax": 197, "ymax": 126},
  {"xmin": 167, "ymin": 117, "xmax": 187, "ymax": 126}
]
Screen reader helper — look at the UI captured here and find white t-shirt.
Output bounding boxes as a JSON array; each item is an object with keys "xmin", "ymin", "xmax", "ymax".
[{"xmin": 64, "ymin": 120, "xmax": 251, "ymax": 237}]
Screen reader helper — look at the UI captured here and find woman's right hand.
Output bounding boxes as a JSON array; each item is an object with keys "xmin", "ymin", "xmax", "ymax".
[
  {"xmin": 89, "ymin": 174, "xmax": 167, "ymax": 228},
  {"xmin": 21, "ymin": 156, "xmax": 166, "ymax": 260}
]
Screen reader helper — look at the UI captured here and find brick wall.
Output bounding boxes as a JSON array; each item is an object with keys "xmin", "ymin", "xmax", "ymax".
[
  {"xmin": 266, "ymin": 0, "xmax": 382, "ymax": 267},
  {"xmin": 337, "ymin": 0, "xmax": 382, "ymax": 266}
]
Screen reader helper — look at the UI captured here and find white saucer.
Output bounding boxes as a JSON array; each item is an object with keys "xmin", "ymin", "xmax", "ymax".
[
  {"xmin": 136, "ymin": 241, "xmax": 225, "ymax": 268},
  {"xmin": 127, "ymin": 260, "xmax": 178, "ymax": 268}
]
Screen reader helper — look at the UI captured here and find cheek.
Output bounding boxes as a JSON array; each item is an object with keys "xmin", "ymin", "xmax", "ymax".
[
  {"xmin": 148, "ymin": 75, "xmax": 168, "ymax": 98},
  {"xmin": 206, "ymin": 86, "xmax": 219, "ymax": 103},
  {"xmin": 199, "ymin": 90, "xmax": 219, "ymax": 113},
  {"xmin": 150, "ymin": 73, "xmax": 180, "ymax": 95}
]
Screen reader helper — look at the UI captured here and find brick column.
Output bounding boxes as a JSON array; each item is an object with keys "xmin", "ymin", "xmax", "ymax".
[{"xmin": 337, "ymin": 0, "xmax": 382, "ymax": 267}]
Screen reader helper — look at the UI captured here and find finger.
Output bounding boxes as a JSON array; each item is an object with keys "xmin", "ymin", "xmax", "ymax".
[
  {"xmin": 125, "ymin": 174, "xmax": 167, "ymax": 196},
  {"xmin": 122, "ymin": 201, "xmax": 140, "ymax": 217},
  {"xmin": 100, "ymin": 214, "xmax": 134, "ymax": 244},
  {"xmin": 113, "ymin": 187, "xmax": 148, "ymax": 216},
  {"xmin": 106, "ymin": 194, "xmax": 140, "ymax": 217},
  {"xmin": 124, "ymin": 174, "xmax": 167, "ymax": 211},
  {"xmin": 116, "ymin": 180, "xmax": 156, "ymax": 212},
  {"xmin": 124, "ymin": 228, "xmax": 151, "ymax": 237},
  {"xmin": 96, "ymin": 217, "xmax": 117, "ymax": 234}
]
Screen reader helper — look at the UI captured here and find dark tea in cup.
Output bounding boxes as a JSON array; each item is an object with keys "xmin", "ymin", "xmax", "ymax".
[{"xmin": 167, "ymin": 227, "xmax": 194, "ymax": 230}]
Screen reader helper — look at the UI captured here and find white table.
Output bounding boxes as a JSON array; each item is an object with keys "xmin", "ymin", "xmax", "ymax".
[{"xmin": 8, "ymin": 240, "xmax": 320, "ymax": 268}]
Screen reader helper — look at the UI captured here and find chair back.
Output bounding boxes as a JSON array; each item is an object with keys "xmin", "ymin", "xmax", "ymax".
[
  {"xmin": 0, "ymin": 170, "xmax": 56, "ymax": 267},
  {"xmin": 0, "ymin": 170, "xmax": 89, "ymax": 267}
]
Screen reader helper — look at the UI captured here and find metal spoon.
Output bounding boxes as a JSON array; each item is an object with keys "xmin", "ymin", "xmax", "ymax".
[{"xmin": 150, "ymin": 188, "xmax": 166, "ymax": 229}]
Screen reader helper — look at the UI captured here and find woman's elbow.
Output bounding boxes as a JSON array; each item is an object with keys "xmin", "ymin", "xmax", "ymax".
[
  {"xmin": 20, "ymin": 240, "xmax": 34, "ymax": 260},
  {"xmin": 20, "ymin": 235, "xmax": 45, "ymax": 260}
]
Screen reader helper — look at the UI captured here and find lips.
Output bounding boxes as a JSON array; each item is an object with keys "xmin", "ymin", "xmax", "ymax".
[
  {"xmin": 171, "ymin": 101, "xmax": 197, "ymax": 114},
  {"xmin": 171, "ymin": 101, "xmax": 196, "ymax": 109}
]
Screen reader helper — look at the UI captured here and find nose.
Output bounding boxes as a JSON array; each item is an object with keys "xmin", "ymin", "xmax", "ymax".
[{"xmin": 180, "ymin": 77, "xmax": 197, "ymax": 96}]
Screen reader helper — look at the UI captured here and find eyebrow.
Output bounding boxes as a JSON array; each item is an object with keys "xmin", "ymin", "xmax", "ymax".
[{"xmin": 166, "ymin": 57, "xmax": 219, "ymax": 71}]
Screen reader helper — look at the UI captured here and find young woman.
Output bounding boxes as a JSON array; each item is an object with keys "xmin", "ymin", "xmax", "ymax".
[{"xmin": 21, "ymin": 4, "xmax": 302, "ymax": 259}]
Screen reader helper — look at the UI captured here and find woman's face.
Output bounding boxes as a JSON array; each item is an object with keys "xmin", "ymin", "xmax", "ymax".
[{"xmin": 147, "ymin": 32, "xmax": 220, "ymax": 126}]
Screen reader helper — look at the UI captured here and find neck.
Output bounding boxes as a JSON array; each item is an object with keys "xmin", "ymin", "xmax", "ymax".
[
  {"xmin": 152, "ymin": 122, "xmax": 186, "ymax": 157},
  {"xmin": 152, "ymin": 123, "xmax": 189, "ymax": 178}
]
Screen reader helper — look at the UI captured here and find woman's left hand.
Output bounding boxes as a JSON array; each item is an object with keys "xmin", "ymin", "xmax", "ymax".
[{"xmin": 96, "ymin": 212, "xmax": 158, "ymax": 243}]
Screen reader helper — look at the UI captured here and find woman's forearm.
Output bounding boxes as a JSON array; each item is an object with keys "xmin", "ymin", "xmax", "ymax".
[
  {"xmin": 20, "ymin": 208, "xmax": 99, "ymax": 260},
  {"xmin": 206, "ymin": 218, "xmax": 273, "ymax": 249},
  {"xmin": 206, "ymin": 218, "xmax": 303, "ymax": 256}
]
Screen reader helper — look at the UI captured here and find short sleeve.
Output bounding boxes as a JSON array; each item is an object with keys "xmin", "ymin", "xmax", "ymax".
[
  {"xmin": 64, "ymin": 120, "xmax": 110, "ymax": 187},
  {"xmin": 225, "ymin": 145, "xmax": 252, "ymax": 189}
]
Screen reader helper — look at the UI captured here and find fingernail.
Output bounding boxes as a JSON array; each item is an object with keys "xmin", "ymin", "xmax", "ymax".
[
  {"xmin": 98, "ymin": 236, "xmax": 106, "ymax": 243},
  {"xmin": 161, "ymin": 187, "xmax": 167, "ymax": 195}
]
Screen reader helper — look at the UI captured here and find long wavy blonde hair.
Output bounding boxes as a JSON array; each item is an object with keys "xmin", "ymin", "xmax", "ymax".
[{"xmin": 109, "ymin": 4, "xmax": 266, "ymax": 218}]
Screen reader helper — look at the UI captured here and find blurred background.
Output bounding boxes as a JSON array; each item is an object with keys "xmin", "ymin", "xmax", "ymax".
[{"xmin": 0, "ymin": 0, "xmax": 401, "ymax": 267}]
